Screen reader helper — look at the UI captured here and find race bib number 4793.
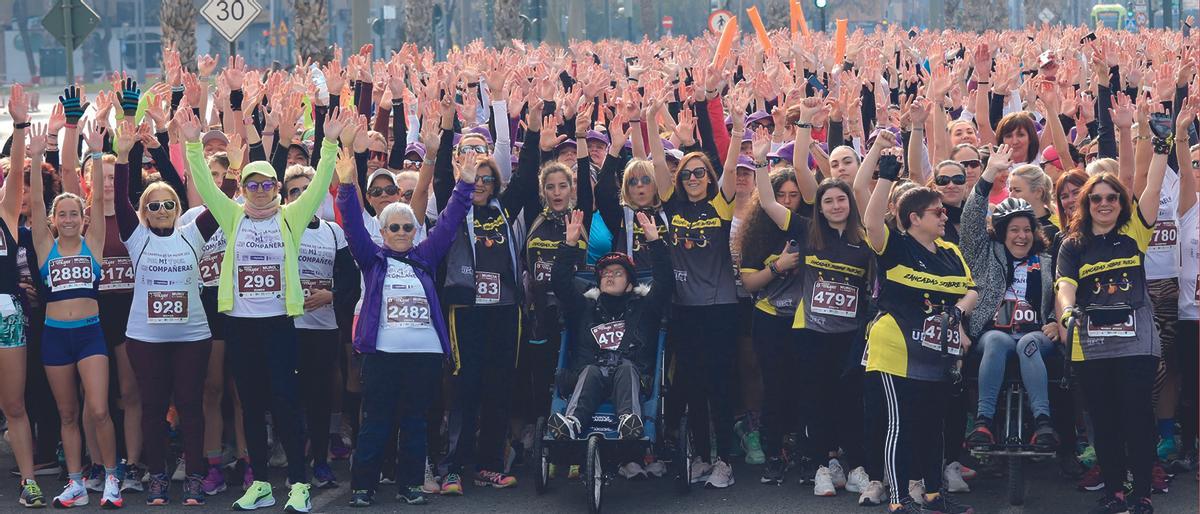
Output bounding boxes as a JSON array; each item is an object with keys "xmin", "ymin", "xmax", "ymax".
[
  {"xmin": 917, "ymin": 315, "xmax": 962, "ymax": 356},
  {"xmin": 237, "ymin": 264, "xmax": 281, "ymax": 298}
]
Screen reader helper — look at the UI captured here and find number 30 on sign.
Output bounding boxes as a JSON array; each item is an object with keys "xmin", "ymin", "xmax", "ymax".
[{"xmin": 201, "ymin": 0, "xmax": 263, "ymax": 42}]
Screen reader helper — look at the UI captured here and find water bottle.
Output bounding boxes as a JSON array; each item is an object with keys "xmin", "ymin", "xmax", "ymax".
[{"xmin": 310, "ymin": 63, "xmax": 330, "ymax": 105}]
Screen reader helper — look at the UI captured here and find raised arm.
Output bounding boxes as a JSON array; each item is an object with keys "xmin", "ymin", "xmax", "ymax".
[
  {"xmin": 59, "ymin": 85, "xmax": 83, "ymax": 186},
  {"xmin": 854, "ymin": 131, "xmax": 895, "ymax": 218},
  {"xmin": 177, "ymin": 106, "xmax": 238, "ymax": 227},
  {"xmin": 551, "ymin": 210, "xmax": 588, "ymax": 317},
  {"xmin": 83, "ymin": 120, "xmax": 108, "ymax": 256},
  {"xmin": 1178, "ymin": 95, "xmax": 1198, "ymax": 217},
  {"xmin": 790, "ymin": 96, "xmax": 824, "ymax": 204},
  {"xmin": 112, "ymin": 121, "xmax": 140, "ymax": 240},
  {"xmin": 1137, "ymin": 136, "xmax": 1171, "ymax": 226},
  {"xmin": 2, "ymin": 86, "xmax": 28, "ymax": 224},
  {"xmin": 972, "ymin": 44, "xmax": 996, "ymax": 145},
  {"xmin": 333, "ymin": 149, "xmax": 380, "ymax": 267},
  {"xmin": 865, "ymin": 154, "xmax": 902, "ymax": 252},
  {"xmin": 410, "ymin": 118, "xmax": 440, "ymax": 226}
]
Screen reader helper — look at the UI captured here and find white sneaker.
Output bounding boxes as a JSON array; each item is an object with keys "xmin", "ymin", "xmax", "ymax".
[
  {"xmin": 828, "ymin": 458, "xmax": 847, "ymax": 489},
  {"xmin": 644, "ymin": 460, "xmax": 667, "ymax": 478},
  {"xmin": 100, "ymin": 474, "xmax": 124, "ymax": 509},
  {"xmin": 845, "ymin": 466, "xmax": 870, "ymax": 493},
  {"xmin": 704, "ymin": 458, "xmax": 735, "ymax": 489},
  {"xmin": 53, "ymin": 479, "xmax": 89, "ymax": 508},
  {"xmin": 909, "ymin": 479, "xmax": 926, "ymax": 505},
  {"xmin": 858, "ymin": 480, "xmax": 886, "ymax": 506},
  {"xmin": 813, "ymin": 466, "xmax": 836, "ymax": 496},
  {"xmin": 943, "ymin": 461, "xmax": 970, "ymax": 492},
  {"xmin": 618, "ymin": 462, "xmax": 648, "ymax": 480},
  {"xmin": 171, "ymin": 457, "xmax": 187, "ymax": 481},
  {"xmin": 269, "ymin": 442, "xmax": 288, "ymax": 468},
  {"xmin": 688, "ymin": 457, "xmax": 713, "ymax": 484}
]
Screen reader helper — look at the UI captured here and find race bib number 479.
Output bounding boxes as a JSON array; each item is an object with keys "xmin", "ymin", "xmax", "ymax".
[{"xmin": 590, "ymin": 320, "xmax": 626, "ymax": 350}]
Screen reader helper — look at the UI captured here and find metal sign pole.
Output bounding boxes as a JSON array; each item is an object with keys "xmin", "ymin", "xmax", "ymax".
[{"xmin": 62, "ymin": 0, "xmax": 74, "ymax": 82}]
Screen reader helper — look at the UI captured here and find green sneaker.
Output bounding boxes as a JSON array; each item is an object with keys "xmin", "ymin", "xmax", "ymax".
[
  {"xmin": 231, "ymin": 480, "xmax": 274, "ymax": 511},
  {"xmin": 744, "ymin": 430, "xmax": 765, "ymax": 464},
  {"xmin": 1078, "ymin": 445, "xmax": 1097, "ymax": 468},
  {"xmin": 1158, "ymin": 437, "xmax": 1178, "ymax": 462},
  {"xmin": 283, "ymin": 483, "xmax": 311, "ymax": 513},
  {"xmin": 19, "ymin": 479, "xmax": 44, "ymax": 508}
]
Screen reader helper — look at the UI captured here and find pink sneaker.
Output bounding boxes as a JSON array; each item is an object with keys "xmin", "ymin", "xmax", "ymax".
[
  {"xmin": 201, "ymin": 465, "xmax": 227, "ymax": 496},
  {"xmin": 329, "ymin": 434, "xmax": 352, "ymax": 461},
  {"xmin": 241, "ymin": 462, "xmax": 254, "ymax": 491}
]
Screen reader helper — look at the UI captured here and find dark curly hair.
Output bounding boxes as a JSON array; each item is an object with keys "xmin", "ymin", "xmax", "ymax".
[{"xmin": 737, "ymin": 168, "xmax": 797, "ymax": 270}]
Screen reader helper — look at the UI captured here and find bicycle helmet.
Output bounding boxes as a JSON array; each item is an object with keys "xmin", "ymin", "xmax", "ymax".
[
  {"xmin": 595, "ymin": 252, "xmax": 636, "ymax": 281},
  {"xmin": 990, "ymin": 197, "xmax": 1036, "ymax": 232}
]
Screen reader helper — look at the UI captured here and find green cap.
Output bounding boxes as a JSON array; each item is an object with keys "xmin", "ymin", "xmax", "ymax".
[{"xmin": 240, "ymin": 161, "xmax": 277, "ymax": 183}]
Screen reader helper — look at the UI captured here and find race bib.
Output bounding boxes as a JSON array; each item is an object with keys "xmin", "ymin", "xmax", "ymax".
[
  {"xmin": 301, "ymin": 278, "xmax": 333, "ymax": 298},
  {"xmin": 47, "ymin": 256, "xmax": 94, "ymax": 292},
  {"xmin": 810, "ymin": 281, "xmax": 859, "ymax": 318},
  {"xmin": 147, "ymin": 291, "xmax": 188, "ymax": 324},
  {"xmin": 1150, "ymin": 220, "xmax": 1178, "ymax": 249},
  {"xmin": 475, "ymin": 271, "xmax": 501, "ymax": 304},
  {"xmin": 918, "ymin": 314, "xmax": 962, "ymax": 356},
  {"xmin": 237, "ymin": 264, "xmax": 282, "ymax": 298},
  {"xmin": 0, "ymin": 234, "xmax": 7, "ymax": 256},
  {"xmin": 533, "ymin": 260, "xmax": 553, "ymax": 284},
  {"xmin": 100, "ymin": 256, "xmax": 135, "ymax": 291},
  {"xmin": 1087, "ymin": 313, "xmax": 1136, "ymax": 338},
  {"xmin": 589, "ymin": 320, "xmax": 626, "ymax": 350},
  {"xmin": 199, "ymin": 253, "xmax": 222, "ymax": 286},
  {"xmin": 385, "ymin": 296, "xmax": 431, "ymax": 328},
  {"xmin": 994, "ymin": 298, "xmax": 1038, "ymax": 329}
]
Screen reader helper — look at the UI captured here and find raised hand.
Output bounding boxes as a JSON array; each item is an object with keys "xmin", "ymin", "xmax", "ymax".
[
  {"xmin": 335, "ymin": 146, "xmax": 356, "ymax": 185},
  {"xmin": 26, "ymin": 123, "xmax": 48, "ymax": 155},
  {"xmin": 48, "ymin": 102, "xmax": 65, "ymax": 136},
  {"xmin": 115, "ymin": 119, "xmax": 137, "ymax": 157},
  {"xmin": 987, "ymin": 143, "xmax": 1014, "ymax": 171},
  {"xmin": 120, "ymin": 76, "xmax": 141, "ymax": 116},
  {"xmin": 83, "ymin": 118, "xmax": 107, "ymax": 153},
  {"xmin": 324, "ymin": 107, "xmax": 351, "ymax": 141},
  {"xmin": 173, "ymin": 102, "xmax": 203, "ymax": 142},
  {"xmin": 137, "ymin": 122, "xmax": 160, "ymax": 149},
  {"xmin": 1110, "ymin": 92, "xmax": 1135, "ymax": 129},
  {"xmin": 59, "ymin": 84, "xmax": 84, "ymax": 126},
  {"xmin": 227, "ymin": 133, "xmax": 245, "ymax": 171},
  {"xmin": 565, "ymin": 209, "xmax": 584, "ymax": 245},
  {"xmin": 9, "ymin": 84, "xmax": 29, "ymax": 125},
  {"xmin": 455, "ymin": 153, "xmax": 482, "ymax": 184},
  {"xmin": 635, "ymin": 211, "xmax": 659, "ymax": 241},
  {"xmin": 751, "ymin": 126, "xmax": 771, "ymax": 163},
  {"xmin": 223, "ymin": 55, "xmax": 246, "ymax": 89},
  {"xmin": 197, "ymin": 54, "xmax": 218, "ymax": 77}
]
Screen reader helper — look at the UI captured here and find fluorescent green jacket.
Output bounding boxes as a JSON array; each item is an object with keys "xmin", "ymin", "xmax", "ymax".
[{"xmin": 185, "ymin": 139, "xmax": 338, "ymax": 317}]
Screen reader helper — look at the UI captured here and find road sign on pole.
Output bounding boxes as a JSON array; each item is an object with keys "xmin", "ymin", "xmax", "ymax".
[
  {"xmin": 42, "ymin": 0, "xmax": 101, "ymax": 82},
  {"xmin": 708, "ymin": 9, "xmax": 734, "ymax": 34},
  {"xmin": 202, "ymin": 0, "xmax": 262, "ymax": 42}
]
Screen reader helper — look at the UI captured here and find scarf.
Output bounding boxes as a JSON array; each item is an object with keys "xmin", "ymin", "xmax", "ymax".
[{"xmin": 243, "ymin": 196, "xmax": 281, "ymax": 220}]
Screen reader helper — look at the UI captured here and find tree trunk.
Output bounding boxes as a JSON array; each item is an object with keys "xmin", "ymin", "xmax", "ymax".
[
  {"xmin": 493, "ymin": 0, "xmax": 522, "ymax": 48},
  {"xmin": 405, "ymin": 0, "xmax": 434, "ymax": 49},
  {"xmin": 292, "ymin": 0, "xmax": 329, "ymax": 63},
  {"xmin": 160, "ymin": 0, "xmax": 197, "ymax": 72},
  {"xmin": 13, "ymin": 1, "xmax": 38, "ymax": 78},
  {"xmin": 638, "ymin": 0, "xmax": 657, "ymax": 39}
]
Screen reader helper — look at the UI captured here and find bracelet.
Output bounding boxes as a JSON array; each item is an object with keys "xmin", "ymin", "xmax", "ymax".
[
  {"xmin": 975, "ymin": 81, "xmax": 990, "ymax": 85},
  {"xmin": 754, "ymin": 161, "xmax": 769, "ymax": 168},
  {"xmin": 769, "ymin": 262, "xmax": 784, "ymax": 277},
  {"xmin": 13, "ymin": 122, "xmax": 30, "ymax": 129},
  {"xmin": 793, "ymin": 121, "xmax": 813, "ymax": 129},
  {"xmin": 91, "ymin": 152, "xmax": 104, "ymax": 160},
  {"xmin": 1134, "ymin": 135, "xmax": 1151, "ymax": 141},
  {"xmin": 1152, "ymin": 136, "xmax": 1171, "ymax": 155},
  {"xmin": 629, "ymin": 119, "xmax": 642, "ymax": 123}
]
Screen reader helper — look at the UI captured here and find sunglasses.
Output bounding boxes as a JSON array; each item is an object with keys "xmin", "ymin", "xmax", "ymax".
[
  {"xmin": 458, "ymin": 144, "xmax": 489, "ymax": 155},
  {"xmin": 142, "ymin": 162, "xmax": 157, "ymax": 169},
  {"xmin": 244, "ymin": 180, "xmax": 277, "ymax": 193},
  {"xmin": 958, "ymin": 159, "xmax": 981, "ymax": 168},
  {"xmin": 403, "ymin": 159, "xmax": 422, "ymax": 170},
  {"xmin": 475, "ymin": 175, "xmax": 497, "ymax": 185},
  {"xmin": 368, "ymin": 150, "xmax": 387, "ymax": 161},
  {"xmin": 145, "ymin": 200, "xmax": 177, "ymax": 212},
  {"xmin": 288, "ymin": 185, "xmax": 308, "ymax": 198},
  {"xmin": 768, "ymin": 156, "xmax": 784, "ymax": 165},
  {"xmin": 680, "ymin": 167, "xmax": 707, "ymax": 180},
  {"xmin": 367, "ymin": 185, "xmax": 400, "ymax": 197},
  {"xmin": 387, "ymin": 222, "xmax": 416, "ymax": 233},
  {"xmin": 401, "ymin": 189, "xmax": 415, "ymax": 201},
  {"xmin": 923, "ymin": 207, "xmax": 948, "ymax": 217},
  {"xmin": 1192, "ymin": 159, "xmax": 1200, "ymax": 169},
  {"xmin": 934, "ymin": 174, "xmax": 967, "ymax": 186},
  {"xmin": 627, "ymin": 175, "xmax": 653, "ymax": 186},
  {"xmin": 1088, "ymin": 193, "xmax": 1121, "ymax": 205}
]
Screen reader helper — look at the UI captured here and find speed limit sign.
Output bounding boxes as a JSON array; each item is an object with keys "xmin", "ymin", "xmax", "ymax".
[{"xmin": 202, "ymin": 0, "xmax": 263, "ymax": 42}]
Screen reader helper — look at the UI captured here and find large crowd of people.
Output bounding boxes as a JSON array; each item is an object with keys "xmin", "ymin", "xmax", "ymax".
[{"xmin": 0, "ymin": 21, "xmax": 1195, "ymax": 514}]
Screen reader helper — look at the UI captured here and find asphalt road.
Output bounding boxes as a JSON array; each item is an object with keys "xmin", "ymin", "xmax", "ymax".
[{"xmin": 0, "ymin": 451, "xmax": 1193, "ymax": 513}]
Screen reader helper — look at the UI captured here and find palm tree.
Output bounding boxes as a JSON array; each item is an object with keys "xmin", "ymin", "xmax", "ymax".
[
  {"xmin": 292, "ymin": 0, "xmax": 329, "ymax": 62},
  {"xmin": 160, "ymin": 0, "xmax": 197, "ymax": 71},
  {"xmin": 405, "ymin": 0, "xmax": 434, "ymax": 49},
  {"xmin": 493, "ymin": 0, "xmax": 521, "ymax": 47}
]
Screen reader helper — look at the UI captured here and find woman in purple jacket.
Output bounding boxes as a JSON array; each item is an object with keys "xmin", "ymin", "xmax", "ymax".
[{"xmin": 335, "ymin": 146, "xmax": 478, "ymax": 508}]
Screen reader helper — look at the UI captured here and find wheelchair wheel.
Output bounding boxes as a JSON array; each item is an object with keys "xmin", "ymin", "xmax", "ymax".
[
  {"xmin": 586, "ymin": 435, "xmax": 603, "ymax": 514},
  {"xmin": 1007, "ymin": 455, "xmax": 1025, "ymax": 506},
  {"xmin": 674, "ymin": 414, "xmax": 692, "ymax": 494},
  {"xmin": 534, "ymin": 416, "xmax": 548, "ymax": 494}
]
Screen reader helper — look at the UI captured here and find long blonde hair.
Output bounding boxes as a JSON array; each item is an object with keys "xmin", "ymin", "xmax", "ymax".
[
  {"xmin": 137, "ymin": 181, "xmax": 182, "ymax": 225},
  {"xmin": 1008, "ymin": 164, "xmax": 1053, "ymax": 210},
  {"xmin": 620, "ymin": 158, "xmax": 660, "ymax": 209}
]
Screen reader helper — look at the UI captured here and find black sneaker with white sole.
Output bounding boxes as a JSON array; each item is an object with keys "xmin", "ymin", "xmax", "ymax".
[
  {"xmin": 760, "ymin": 457, "xmax": 785, "ymax": 485},
  {"xmin": 548, "ymin": 413, "xmax": 581, "ymax": 440},
  {"xmin": 618, "ymin": 414, "xmax": 644, "ymax": 440}
]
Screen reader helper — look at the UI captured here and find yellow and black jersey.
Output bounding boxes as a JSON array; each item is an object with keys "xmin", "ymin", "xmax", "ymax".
[
  {"xmin": 741, "ymin": 214, "xmax": 808, "ymax": 319},
  {"xmin": 663, "ymin": 190, "xmax": 738, "ymax": 306},
  {"xmin": 865, "ymin": 225, "xmax": 975, "ymax": 381},
  {"xmin": 1056, "ymin": 205, "xmax": 1159, "ymax": 362},
  {"xmin": 525, "ymin": 211, "xmax": 587, "ymax": 294}
]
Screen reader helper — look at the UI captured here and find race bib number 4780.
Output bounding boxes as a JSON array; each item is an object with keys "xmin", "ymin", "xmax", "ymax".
[{"xmin": 590, "ymin": 320, "xmax": 626, "ymax": 350}]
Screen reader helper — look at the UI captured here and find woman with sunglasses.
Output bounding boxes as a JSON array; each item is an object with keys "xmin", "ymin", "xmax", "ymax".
[
  {"xmin": 179, "ymin": 103, "xmax": 346, "ymax": 512},
  {"xmin": 862, "ymin": 152, "xmax": 977, "ymax": 514},
  {"xmin": 926, "ymin": 160, "xmax": 968, "ymax": 244},
  {"xmin": 28, "ymin": 118, "xmax": 125, "ymax": 509},
  {"xmin": 1055, "ymin": 131, "xmax": 1171, "ymax": 514},
  {"xmin": 1174, "ymin": 106, "xmax": 1199, "ymax": 471},
  {"xmin": 950, "ymin": 144, "xmax": 984, "ymax": 191},
  {"xmin": 429, "ymin": 87, "xmax": 541, "ymax": 495},
  {"xmin": 107, "ymin": 119, "xmax": 221, "ymax": 506},
  {"xmin": 959, "ymin": 144, "xmax": 1060, "ymax": 452}
]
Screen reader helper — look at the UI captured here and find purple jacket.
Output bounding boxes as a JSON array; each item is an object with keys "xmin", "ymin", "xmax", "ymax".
[{"xmin": 337, "ymin": 180, "xmax": 473, "ymax": 359}]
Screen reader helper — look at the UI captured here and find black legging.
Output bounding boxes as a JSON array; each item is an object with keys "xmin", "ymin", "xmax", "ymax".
[
  {"xmin": 671, "ymin": 303, "xmax": 739, "ymax": 462},
  {"xmin": 125, "ymin": 339, "xmax": 211, "ymax": 475},
  {"xmin": 798, "ymin": 329, "xmax": 864, "ymax": 466},
  {"xmin": 297, "ymin": 328, "xmax": 339, "ymax": 466},
  {"xmin": 1179, "ymin": 320, "xmax": 1199, "ymax": 456},
  {"xmin": 1077, "ymin": 355, "xmax": 1158, "ymax": 501},
  {"xmin": 751, "ymin": 310, "xmax": 801, "ymax": 459}
]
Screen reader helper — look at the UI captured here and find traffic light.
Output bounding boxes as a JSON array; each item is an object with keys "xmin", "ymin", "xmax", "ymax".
[{"xmin": 814, "ymin": 0, "xmax": 827, "ymax": 31}]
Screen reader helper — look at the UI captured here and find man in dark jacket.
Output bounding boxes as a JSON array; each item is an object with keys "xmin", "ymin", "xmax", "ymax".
[{"xmin": 548, "ymin": 211, "xmax": 673, "ymax": 440}]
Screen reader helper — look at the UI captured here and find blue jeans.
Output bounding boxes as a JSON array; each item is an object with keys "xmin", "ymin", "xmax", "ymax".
[
  {"xmin": 976, "ymin": 330, "xmax": 1054, "ymax": 419},
  {"xmin": 350, "ymin": 352, "xmax": 442, "ymax": 491}
]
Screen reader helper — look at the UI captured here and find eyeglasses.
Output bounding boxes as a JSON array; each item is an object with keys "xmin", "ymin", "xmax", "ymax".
[
  {"xmin": 627, "ymin": 175, "xmax": 653, "ymax": 186},
  {"xmin": 475, "ymin": 175, "xmax": 497, "ymax": 185},
  {"xmin": 1192, "ymin": 159, "xmax": 1200, "ymax": 169},
  {"xmin": 923, "ymin": 207, "xmax": 948, "ymax": 217},
  {"xmin": 367, "ymin": 185, "xmax": 400, "ymax": 197},
  {"xmin": 387, "ymin": 222, "xmax": 416, "ymax": 233},
  {"xmin": 934, "ymin": 174, "xmax": 967, "ymax": 186},
  {"xmin": 368, "ymin": 150, "xmax": 387, "ymax": 161},
  {"xmin": 680, "ymin": 167, "xmax": 707, "ymax": 180},
  {"xmin": 458, "ymin": 144, "xmax": 489, "ymax": 155},
  {"xmin": 287, "ymin": 185, "xmax": 308, "ymax": 198},
  {"xmin": 145, "ymin": 200, "xmax": 177, "ymax": 212},
  {"xmin": 244, "ymin": 180, "xmax": 277, "ymax": 193},
  {"xmin": 1085, "ymin": 153, "xmax": 1099, "ymax": 162},
  {"xmin": 403, "ymin": 159, "xmax": 422, "ymax": 170},
  {"xmin": 400, "ymin": 189, "xmax": 415, "ymax": 201},
  {"xmin": 1088, "ymin": 193, "xmax": 1121, "ymax": 205},
  {"xmin": 600, "ymin": 269, "xmax": 626, "ymax": 278},
  {"xmin": 958, "ymin": 159, "xmax": 981, "ymax": 168},
  {"xmin": 142, "ymin": 162, "xmax": 157, "ymax": 170}
]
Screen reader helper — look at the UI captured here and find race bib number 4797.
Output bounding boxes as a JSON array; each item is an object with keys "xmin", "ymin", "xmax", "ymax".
[{"xmin": 810, "ymin": 281, "xmax": 859, "ymax": 318}]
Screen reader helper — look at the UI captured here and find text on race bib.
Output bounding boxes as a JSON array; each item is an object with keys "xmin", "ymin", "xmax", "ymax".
[
  {"xmin": 1150, "ymin": 220, "xmax": 1178, "ymax": 248},
  {"xmin": 199, "ymin": 253, "xmax": 222, "ymax": 285},
  {"xmin": 237, "ymin": 264, "xmax": 282, "ymax": 298},
  {"xmin": 301, "ymin": 278, "xmax": 333, "ymax": 299},
  {"xmin": 917, "ymin": 314, "xmax": 962, "ymax": 356},
  {"xmin": 534, "ymin": 260, "xmax": 553, "ymax": 284},
  {"xmin": 100, "ymin": 256, "xmax": 135, "ymax": 291},
  {"xmin": 810, "ymin": 281, "xmax": 859, "ymax": 318},
  {"xmin": 385, "ymin": 296, "xmax": 431, "ymax": 328},
  {"xmin": 1087, "ymin": 313, "xmax": 1136, "ymax": 338},
  {"xmin": 475, "ymin": 271, "xmax": 501, "ymax": 304},
  {"xmin": 590, "ymin": 320, "xmax": 626, "ymax": 350},
  {"xmin": 48, "ymin": 256, "xmax": 94, "ymax": 292},
  {"xmin": 994, "ymin": 298, "xmax": 1038, "ymax": 328},
  {"xmin": 147, "ymin": 290, "xmax": 188, "ymax": 324}
]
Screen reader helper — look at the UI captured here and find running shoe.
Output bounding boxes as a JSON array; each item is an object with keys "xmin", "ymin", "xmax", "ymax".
[
  {"xmin": 231, "ymin": 481, "xmax": 274, "ymax": 511},
  {"xmin": 845, "ymin": 466, "xmax": 870, "ymax": 493},
  {"xmin": 943, "ymin": 461, "xmax": 970, "ymax": 493},
  {"xmin": 795, "ymin": 457, "xmax": 817, "ymax": 485},
  {"xmin": 567, "ymin": 465, "xmax": 580, "ymax": 480},
  {"xmin": 439, "ymin": 473, "xmax": 463, "ymax": 496},
  {"xmin": 922, "ymin": 492, "xmax": 974, "ymax": 514},
  {"xmin": 329, "ymin": 434, "xmax": 352, "ymax": 461},
  {"xmin": 1088, "ymin": 493, "xmax": 1128, "ymax": 514},
  {"xmin": 827, "ymin": 458, "xmax": 847, "ymax": 489},
  {"xmin": 10, "ymin": 462, "xmax": 62, "ymax": 478},
  {"xmin": 958, "ymin": 463, "xmax": 978, "ymax": 480},
  {"xmin": 348, "ymin": 490, "xmax": 373, "ymax": 507},
  {"xmin": 52, "ymin": 479, "xmax": 88, "ymax": 508},
  {"xmin": 618, "ymin": 414, "xmax": 644, "ymax": 440},
  {"xmin": 421, "ymin": 461, "xmax": 440, "ymax": 494},
  {"xmin": 397, "ymin": 486, "xmax": 428, "ymax": 505},
  {"xmin": 1157, "ymin": 437, "xmax": 1178, "ymax": 462},
  {"xmin": 760, "ymin": 456, "xmax": 785, "ymax": 485},
  {"xmin": 859, "ymin": 480, "xmax": 886, "ymax": 506},
  {"xmin": 643, "ymin": 460, "xmax": 667, "ymax": 478},
  {"xmin": 1078, "ymin": 465, "xmax": 1106, "ymax": 491},
  {"xmin": 201, "ymin": 465, "xmax": 226, "ymax": 496},
  {"xmin": 618, "ymin": 462, "xmax": 648, "ymax": 480},
  {"xmin": 1031, "ymin": 416, "xmax": 1060, "ymax": 450},
  {"xmin": 240, "ymin": 462, "xmax": 254, "ymax": 491},
  {"xmin": 120, "ymin": 463, "xmax": 144, "ymax": 493},
  {"xmin": 171, "ymin": 458, "xmax": 186, "ymax": 481},
  {"xmin": 100, "ymin": 473, "xmax": 124, "ymax": 509},
  {"xmin": 474, "ymin": 469, "xmax": 516, "ymax": 488},
  {"xmin": 145, "ymin": 472, "xmax": 169, "ymax": 506},
  {"xmin": 312, "ymin": 462, "xmax": 338, "ymax": 489},
  {"xmin": 83, "ymin": 464, "xmax": 105, "ymax": 493},
  {"xmin": 813, "ymin": 466, "xmax": 836, "ymax": 496},
  {"xmin": 548, "ymin": 413, "xmax": 581, "ymax": 440},
  {"xmin": 966, "ymin": 424, "xmax": 995, "ymax": 449},
  {"xmin": 1128, "ymin": 496, "xmax": 1154, "ymax": 514},
  {"xmin": 182, "ymin": 473, "xmax": 205, "ymax": 506},
  {"xmin": 908, "ymin": 479, "xmax": 926, "ymax": 505},
  {"xmin": 283, "ymin": 482, "xmax": 310, "ymax": 513},
  {"xmin": 1079, "ymin": 445, "xmax": 1098, "ymax": 468},
  {"xmin": 887, "ymin": 497, "xmax": 924, "ymax": 514},
  {"xmin": 18, "ymin": 478, "xmax": 44, "ymax": 508},
  {"xmin": 689, "ymin": 457, "xmax": 713, "ymax": 484},
  {"xmin": 268, "ymin": 443, "xmax": 288, "ymax": 469},
  {"xmin": 1151, "ymin": 462, "xmax": 1170, "ymax": 494},
  {"xmin": 704, "ymin": 458, "xmax": 734, "ymax": 489}
]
